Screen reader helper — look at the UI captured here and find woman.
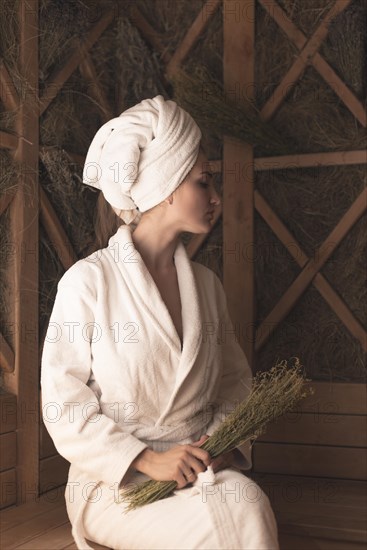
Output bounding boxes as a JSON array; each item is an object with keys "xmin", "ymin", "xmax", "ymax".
[{"xmin": 41, "ymin": 95, "xmax": 279, "ymax": 549}]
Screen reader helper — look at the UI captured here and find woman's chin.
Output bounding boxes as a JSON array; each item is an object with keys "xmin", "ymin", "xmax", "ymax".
[
  {"xmin": 198, "ymin": 221, "xmax": 213, "ymax": 234},
  {"xmin": 184, "ymin": 218, "xmax": 214, "ymax": 234}
]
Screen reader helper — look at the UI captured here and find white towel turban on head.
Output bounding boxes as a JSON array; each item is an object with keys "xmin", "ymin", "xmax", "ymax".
[{"xmin": 82, "ymin": 95, "xmax": 202, "ymax": 225}]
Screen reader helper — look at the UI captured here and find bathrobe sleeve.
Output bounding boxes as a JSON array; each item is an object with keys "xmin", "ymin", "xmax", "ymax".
[
  {"xmin": 204, "ymin": 273, "xmax": 253, "ymax": 471},
  {"xmin": 40, "ymin": 271, "xmax": 148, "ymax": 486}
]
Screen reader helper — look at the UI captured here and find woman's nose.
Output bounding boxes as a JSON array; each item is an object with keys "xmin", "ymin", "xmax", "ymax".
[{"xmin": 210, "ymin": 188, "xmax": 221, "ymax": 206}]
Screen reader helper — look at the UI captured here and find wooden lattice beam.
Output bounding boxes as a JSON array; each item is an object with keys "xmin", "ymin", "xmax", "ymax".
[
  {"xmin": 255, "ymin": 187, "xmax": 367, "ymax": 349},
  {"xmin": 78, "ymin": 52, "xmax": 114, "ymax": 121},
  {"xmin": 254, "ymin": 191, "xmax": 367, "ymax": 352},
  {"xmin": 166, "ymin": 0, "xmax": 221, "ymax": 77},
  {"xmin": 259, "ymin": 0, "xmax": 366, "ymax": 127},
  {"xmin": 130, "ymin": 0, "xmax": 221, "ymax": 76},
  {"xmin": 0, "ymin": 60, "xmax": 19, "ymax": 111},
  {"xmin": 254, "ymin": 150, "xmax": 367, "ymax": 170},
  {"xmin": 129, "ymin": 5, "xmax": 170, "ymax": 65},
  {"xmin": 39, "ymin": 10, "xmax": 114, "ymax": 115},
  {"xmin": 210, "ymin": 150, "xmax": 367, "ymax": 173},
  {"xmin": 205, "ymin": 150, "xmax": 367, "ymax": 350},
  {"xmin": 0, "ymin": 131, "xmax": 18, "ymax": 150},
  {"xmin": 260, "ymin": 0, "xmax": 353, "ymax": 121},
  {"xmin": 0, "ymin": 333, "xmax": 15, "ymax": 372},
  {"xmin": 0, "ymin": 191, "xmax": 17, "ymax": 216},
  {"xmin": 39, "ymin": 187, "xmax": 78, "ymax": 270}
]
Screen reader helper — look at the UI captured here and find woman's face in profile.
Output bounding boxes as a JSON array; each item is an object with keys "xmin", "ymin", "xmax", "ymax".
[{"xmin": 170, "ymin": 150, "xmax": 221, "ymax": 234}]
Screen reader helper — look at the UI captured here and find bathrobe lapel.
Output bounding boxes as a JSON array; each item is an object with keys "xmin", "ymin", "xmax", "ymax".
[{"xmin": 107, "ymin": 226, "xmax": 202, "ymax": 413}]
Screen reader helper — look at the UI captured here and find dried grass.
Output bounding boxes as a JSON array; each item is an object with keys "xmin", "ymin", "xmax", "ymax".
[
  {"xmin": 114, "ymin": 13, "xmax": 166, "ymax": 109},
  {"xmin": 171, "ymin": 67, "xmax": 290, "ymax": 154},
  {"xmin": 135, "ymin": 0, "xmax": 204, "ymax": 58}
]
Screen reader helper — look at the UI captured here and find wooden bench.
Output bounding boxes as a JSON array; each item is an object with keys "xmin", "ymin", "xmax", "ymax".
[
  {"xmin": 250, "ymin": 381, "xmax": 367, "ymax": 549},
  {"xmin": 0, "ymin": 488, "xmax": 110, "ymax": 549}
]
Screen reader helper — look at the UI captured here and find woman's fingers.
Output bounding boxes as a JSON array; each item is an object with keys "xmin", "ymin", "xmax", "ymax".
[
  {"xmin": 211, "ymin": 456, "xmax": 224, "ymax": 472},
  {"xmin": 175, "ymin": 470, "xmax": 189, "ymax": 489},
  {"xmin": 189, "ymin": 445, "xmax": 211, "ymax": 468},
  {"xmin": 174, "ymin": 446, "xmax": 211, "ymax": 488},
  {"xmin": 175, "ymin": 459, "xmax": 197, "ymax": 488},
  {"xmin": 181, "ymin": 465, "xmax": 196, "ymax": 485},
  {"xmin": 191, "ymin": 434, "xmax": 209, "ymax": 447},
  {"xmin": 211, "ymin": 450, "xmax": 235, "ymax": 472}
]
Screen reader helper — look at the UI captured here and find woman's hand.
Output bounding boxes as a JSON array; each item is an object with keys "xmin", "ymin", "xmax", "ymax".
[
  {"xmin": 210, "ymin": 450, "xmax": 237, "ymax": 472},
  {"xmin": 192, "ymin": 434, "xmax": 237, "ymax": 473},
  {"xmin": 131, "ymin": 442, "xmax": 212, "ymax": 489}
]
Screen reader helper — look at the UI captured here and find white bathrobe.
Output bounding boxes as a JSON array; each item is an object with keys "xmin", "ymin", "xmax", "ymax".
[{"xmin": 41, "ymin": 224, "xmax": 279, "ymax": 550}]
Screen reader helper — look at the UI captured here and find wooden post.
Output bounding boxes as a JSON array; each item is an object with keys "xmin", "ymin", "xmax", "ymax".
[
  {"xmin": 223, "ymin": 0, "xmax": 255, "ymax": 368},
  {"xmin": 3, "ymin": 0, "xmax": 40, "ymax": 504}
]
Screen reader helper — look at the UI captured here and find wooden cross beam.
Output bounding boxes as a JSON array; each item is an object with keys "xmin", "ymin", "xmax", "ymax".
[
  {"xmin": 255, "ymin": 187, "xmax": 367, "ymax": 350},
  {"xmin": 206, "ymin": 149, "xmax": 366, "ymax": 350},
  {"xmin": 0, "ymin": 131, "xmax": 18, "ymax": 150},
  {"xmin": 39, "ymin": 10, "xmax": 114, "ymax": 115},
  {"xmin": 128, "ymin": 5, "xmax": 171, "ymax": 65},
  {"xmin": 166, "ymin": 0, "xmax": 221, "ymax": 77},
  {"xmin": 259, "ymin": 0, "xmax": 353, "ymax": 119},
  {"xmin": 0, "ymin": 60, "xmax": 19, "ymax": 111},
  {"xmin": 78, "ymin": 51, "xmax": 114, "ymax": 121},
  {"xmin": 259, "ymin": 0, "xmax": 366, "ymax": 126},
  {"xmin": 1, "ymin": 9, "xmax": 116, "ymax": 271},
  {"xmin": 254, "ymin": 150, "xmax": 367, "ymax": 170},
  {"xmin": 37, "ymin": 11, "xmax": 118, "ymax": 269},
  {"xmin": 0, "ymin": 333, "xmax": 14, "ymax": 372},
  {"xmin": 39, "ymin": 186, "xmax": 78, "ymax": 270},
  {"xmin": 254, "ymin": 190, "xmax": 367, "ymax": 352},
  {"xmin": 129, "ymin": 0, "xmax": 221, "ymax": 74},
  {"xmin": 0, "ymin": 191, "xmax": 17, "ymax": 217}
]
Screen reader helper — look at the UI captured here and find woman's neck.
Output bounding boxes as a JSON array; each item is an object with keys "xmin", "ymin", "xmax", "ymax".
[{"xmin": 131, "ymin": 219, "xmax": 180, "ymax": 272}]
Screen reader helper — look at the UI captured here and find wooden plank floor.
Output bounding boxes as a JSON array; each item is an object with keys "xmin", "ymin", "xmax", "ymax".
[
  {"xmin": 1, "ymin": 477, "xmax": 366, "ymax": 550},
  {"xmin": 0, "ymin": 487, "xmax": 109, "ymax": 550}
]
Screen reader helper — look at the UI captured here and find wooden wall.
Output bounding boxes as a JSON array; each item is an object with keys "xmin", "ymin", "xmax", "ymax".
[
  {"xmin": 0, "ymin": 392, "xmax": 17, "ymax": 509},
  {"xmin": 255, "ymin": 381, "xmax": 367, "ymax": 480}
]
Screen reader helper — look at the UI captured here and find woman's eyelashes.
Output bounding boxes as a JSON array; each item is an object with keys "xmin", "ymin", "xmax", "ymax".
[{"xmin": 199, "ymin": 175, "xmax": 213, "ymax": 188}]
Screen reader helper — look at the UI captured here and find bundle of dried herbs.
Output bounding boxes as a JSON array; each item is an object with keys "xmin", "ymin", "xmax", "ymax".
[{"xmin": 120, "ymin": 357, "xmax": 312, "ymax": 511}]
